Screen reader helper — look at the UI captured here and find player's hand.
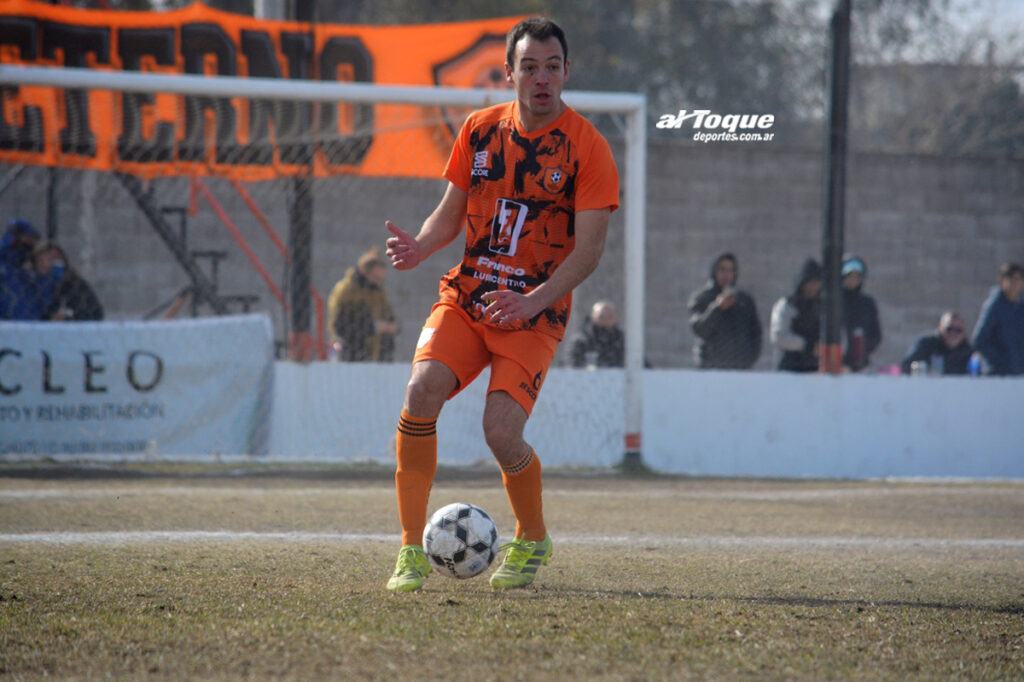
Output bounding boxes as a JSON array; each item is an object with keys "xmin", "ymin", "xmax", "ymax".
[
  {"xmin": 385, "ymin": 220, "xmax": 422, "ymax": 270},
  {"xmin": 480, "ymin": 290, "xmax": 543, "ymax": 326}
]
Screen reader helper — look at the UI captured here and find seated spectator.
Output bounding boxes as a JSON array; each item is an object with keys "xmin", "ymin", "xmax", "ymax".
[
  {"xmin": 900, "ymin": 311, "xmax": 972, "ymax": 375},
  {"xmin": 33, "ymin": 241, "xmax": 104, "ymax": 321},
  {"xmin": 687, "ymin": 252, "xmax": 762, "ymax": 369},
  {"xmin": 570, "ymin": 300, "xmax": 624, "ymax": 368},
  {"xmin": 770, "ymin": 258, "xmax": 822, "ymax": 372},
  {"xmin": 971, "ymin": 262, "xmax": 1024, "ymax": 376},
  {"xmin": 0, "ymin": 218, "xmax": 47, "ymax": 320},
  {"xmin": 328, "ymin": 247, "xmax": 398, "ymax": 362}
]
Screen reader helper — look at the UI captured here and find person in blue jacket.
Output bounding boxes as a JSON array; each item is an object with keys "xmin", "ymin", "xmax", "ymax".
[
  {"xmin": 0, "ymin": 218, "xmax": 52, "ymax": 320},
  {"xmin": 971, "ymin": 262, "xmax": 1024, "ymax": 376}
]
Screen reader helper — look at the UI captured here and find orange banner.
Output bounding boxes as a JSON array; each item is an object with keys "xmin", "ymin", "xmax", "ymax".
[{"xmin": 0, "ymin": 1, "xmax": 520, "ymax": 178}]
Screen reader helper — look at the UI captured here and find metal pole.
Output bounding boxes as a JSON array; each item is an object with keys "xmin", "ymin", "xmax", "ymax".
[
  {"xmin": 821, "ymin": 0, "xmax": 851, "ymax": 374},
  {"xmin": 287, "ymin": 0, "xmax": 316, "ymax": 361},
  {"xmin": 46, "ymin": 167, "xmax": 58, "ymax": 239},
  {"xmin": 621, "ymin": 99, "xmax": 647, "ymax": 471}
]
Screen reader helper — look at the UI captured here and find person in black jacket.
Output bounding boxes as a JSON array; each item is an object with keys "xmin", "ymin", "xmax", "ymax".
[
  {"xmin": 33, "ymin": 241, "xmax": 104, "ymax": 321},
  {"xmin": 770, "ymin": 258, "xmax": 822, "ymax": 372},
  {"xmin": 687, "ymin": 252, "xmax": 762, "ymax": 369},
  {"xmin": 900, "ymin": 311, "xmax": 973, "ymax": 375},
  {"xmin": 569, "ymin": 300, "xmax": 624, "ymax": 368},
  {"xmin": 840, "ymin": 254, "xmax": 882, "ymax": 372}
]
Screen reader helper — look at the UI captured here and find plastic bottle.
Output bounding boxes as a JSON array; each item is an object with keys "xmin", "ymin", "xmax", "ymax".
[
  {"xmin": 967, "ymin": 352, "xmax": 982, "ymax": 377},
  {"xmin": 849, "ymin": 328, "xmax": 866, "ymax": 370}
]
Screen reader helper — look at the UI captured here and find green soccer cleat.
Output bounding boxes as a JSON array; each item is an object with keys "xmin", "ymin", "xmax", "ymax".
[
  {"xmin": 386, "ymin": 544, "xmax": 433, "ymax": 592},
  {"xmin": 489, "ymin": 535, "xmax": 553, "ymax": 589}
]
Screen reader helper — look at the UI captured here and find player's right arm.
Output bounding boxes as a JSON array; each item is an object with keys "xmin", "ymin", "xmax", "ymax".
[{"xmin": 385, "ymin": 182, "xmax": 467, "ymax": 271}]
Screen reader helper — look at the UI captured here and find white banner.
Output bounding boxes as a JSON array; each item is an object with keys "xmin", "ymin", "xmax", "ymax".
[{"xmin": 0, "ymin": 314, "xmax": 274, "ymax": 457}]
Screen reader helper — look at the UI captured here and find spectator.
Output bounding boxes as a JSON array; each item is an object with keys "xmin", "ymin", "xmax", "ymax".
[
  {"xmin": 327, "ymin": 247, "xmax": 398, "ymax": 362},
  {"xmin": 770, "ymin": 258, "xmax": 822, "ymax": 372},
  {"xmin": 840, "ymin": 254, "xmax": 882, "ymax": 372},
  {"xmin": 33, "ymin": 241, "xmax": 104, "ymax": 321},
  {"xmin": 687, "ymin": 252, "xmax": 762, "ymax": 369},
  {"xmin": 0, "ymin": 218, "xmax": 47, "ymax": 320},
  {"xmin": 900, "ymin": 311, "xmax": 972, "ymax": 375},
  {"xmin": 569, "ymin": 300, "xmax": 624, "ymax": 368},
  {"xmin": 971, "ymin": 262, "xmax": 1024, "ymax": 376}
]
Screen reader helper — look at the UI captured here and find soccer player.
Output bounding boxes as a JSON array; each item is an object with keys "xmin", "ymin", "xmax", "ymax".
[{"xmin": 383, "ymin": 17, "xmax": 619, "ymax": 591}]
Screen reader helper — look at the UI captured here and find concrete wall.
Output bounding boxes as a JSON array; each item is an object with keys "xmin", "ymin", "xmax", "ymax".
[
  {"xmin": 2, "ymin": 140, "xmax": 1021, "ymax": 370},
  {"xmin": 269, "ymin": 362, "xmax": 1024, "ymax": 479},
  {"xmin": 643, "ymin": 143, "xmax": 1024, "ymax": 369}
]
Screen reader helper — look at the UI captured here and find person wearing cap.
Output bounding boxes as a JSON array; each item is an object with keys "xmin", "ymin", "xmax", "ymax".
[
  {"xmin": 840, "ymin": 254, "xmax": 882, "ymax": 372},
  {"xmin": 0, "ymin": 218, "xmax": 52, "ymax": 320}
]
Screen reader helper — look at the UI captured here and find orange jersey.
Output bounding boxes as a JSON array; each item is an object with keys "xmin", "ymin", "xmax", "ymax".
[{"xmin": 440, "ymin": 100, "xmax": 619, "ymax": 340}]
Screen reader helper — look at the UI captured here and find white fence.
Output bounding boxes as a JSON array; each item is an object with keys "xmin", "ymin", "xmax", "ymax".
[
  {"xmin": 2, "ymin": 316, "xmax": 1020, "ymax": 478},
  {"xmin": 270, "ymin": 362, "xmax": 1023, "ymax": 479}
]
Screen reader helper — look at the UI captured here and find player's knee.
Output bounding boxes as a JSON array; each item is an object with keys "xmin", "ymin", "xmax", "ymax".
[
  {"xmin": 404, "ymin": 363, "xmax": 453, "ymax": 416},
  {"xmin": 482, "ymin": 416, "xmax": 521, "ymax": 459},
  {"xmin": 404, "ymin": 377, "xmax": 443, "ymax": 415}
]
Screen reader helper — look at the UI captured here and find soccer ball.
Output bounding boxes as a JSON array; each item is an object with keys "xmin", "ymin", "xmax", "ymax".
[{"xmin": 422, "ymin": 502, "xmax": 500, "ymax": 579}]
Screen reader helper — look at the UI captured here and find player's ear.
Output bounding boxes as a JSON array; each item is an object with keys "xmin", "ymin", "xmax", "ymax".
[
  {"xmin": 504, "ymin": 61, "xmax": 514, "ymax": 84},
  {"xmin": 563, "ymin": 59, "xmax": 570, "ymax": 83}
]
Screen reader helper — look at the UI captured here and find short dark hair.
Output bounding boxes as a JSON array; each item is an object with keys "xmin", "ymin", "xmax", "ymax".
[
  {"xmin": 505, "ymin": 17, "xmax": 568, "ymax": 68},
  {"xmin": 999, "ymin": 262, "xmax": 1024, "ymax": 279},
  {"xmin": 357, "ymin": 247, "xmax": 385, "ymax": 274}
]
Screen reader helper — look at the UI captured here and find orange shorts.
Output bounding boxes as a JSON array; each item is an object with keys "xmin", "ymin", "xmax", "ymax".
[{"xmin": 412, "ymin": 302, "xmax": 559, "ymax": 416}]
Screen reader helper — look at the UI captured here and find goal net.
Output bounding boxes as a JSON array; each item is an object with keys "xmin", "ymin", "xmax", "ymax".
[{"xmin": 0, "ymin": 64, "xmax": 645, "ymax": 467}]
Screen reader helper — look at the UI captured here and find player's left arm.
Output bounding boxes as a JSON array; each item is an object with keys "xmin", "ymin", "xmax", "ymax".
[{"xmin": 482, "ymin": 208, "xmax": 610, "ymax": 325}]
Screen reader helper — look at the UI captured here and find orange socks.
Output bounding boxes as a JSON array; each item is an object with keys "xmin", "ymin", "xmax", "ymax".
[
  {"xmin": 395, "ymin": 411, "xmax": 438, "ymax": 547},
  {"xmin": 396, "ymin": 412, "xmax": 545, "ymax": 545},
  {"xmin": 501, "ymin": 447, "xmax": 547, "ymax": 541}
]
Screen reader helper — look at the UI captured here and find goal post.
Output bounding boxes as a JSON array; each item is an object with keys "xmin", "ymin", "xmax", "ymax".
[{"xmin": 0, "ymin": 64, "xmax": 646, "ymax": 467}]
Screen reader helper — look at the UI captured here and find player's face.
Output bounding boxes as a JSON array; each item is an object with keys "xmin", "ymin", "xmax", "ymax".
[{"xmin": 505, "ymin": 35, "xmax": 569, "ymax": 131}]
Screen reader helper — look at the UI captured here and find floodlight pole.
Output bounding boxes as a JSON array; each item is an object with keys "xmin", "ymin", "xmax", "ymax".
[{"xmin": 821, "ymin": 0, "xmax": 851, "ymax": 374}]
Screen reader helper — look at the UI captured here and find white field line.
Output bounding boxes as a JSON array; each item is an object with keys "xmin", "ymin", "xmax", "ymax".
[
  {"xmin": 1, "ymin": 485, "xmax": 1021, "ymax": 502},
  {"xmin": 0, "ymin": 530, "xmax": 1022, "ymax": 550}
]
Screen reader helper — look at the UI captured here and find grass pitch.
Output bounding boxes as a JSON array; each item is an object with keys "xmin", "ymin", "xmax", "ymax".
[{"xmin": 1, "ymin": 466, "xmax": 1022, "ymax": 680}]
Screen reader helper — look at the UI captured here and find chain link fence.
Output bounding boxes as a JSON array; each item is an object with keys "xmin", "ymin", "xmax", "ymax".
[{"xmin": 2, "ymin": 1, "xmax": 1022, "ymax": 378}]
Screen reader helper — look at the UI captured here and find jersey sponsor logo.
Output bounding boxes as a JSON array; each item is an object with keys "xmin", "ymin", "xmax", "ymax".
[
  {"xmin": 518, "ymin": 380, "xmax": 538, "ymax": 402},
  {"xmin": 473, "ymin": 256, "xmax": 527, "ymax": 289},
  {"xmin": 472, "ymin": 150, "xmax": 491, "ymax": 177},
  {"xmin": 541, "ymin": 166, "xmax": 568, "ymax": 194},
  {"xmin": 489, "ymin": 198, "xmax": 528, "ymax": 256}
]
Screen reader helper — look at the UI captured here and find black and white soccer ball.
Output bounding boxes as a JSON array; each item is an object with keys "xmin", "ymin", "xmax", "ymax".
[{"xmin": 422, "ymin": 502, "xmax": 500, "ymax": 579}]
